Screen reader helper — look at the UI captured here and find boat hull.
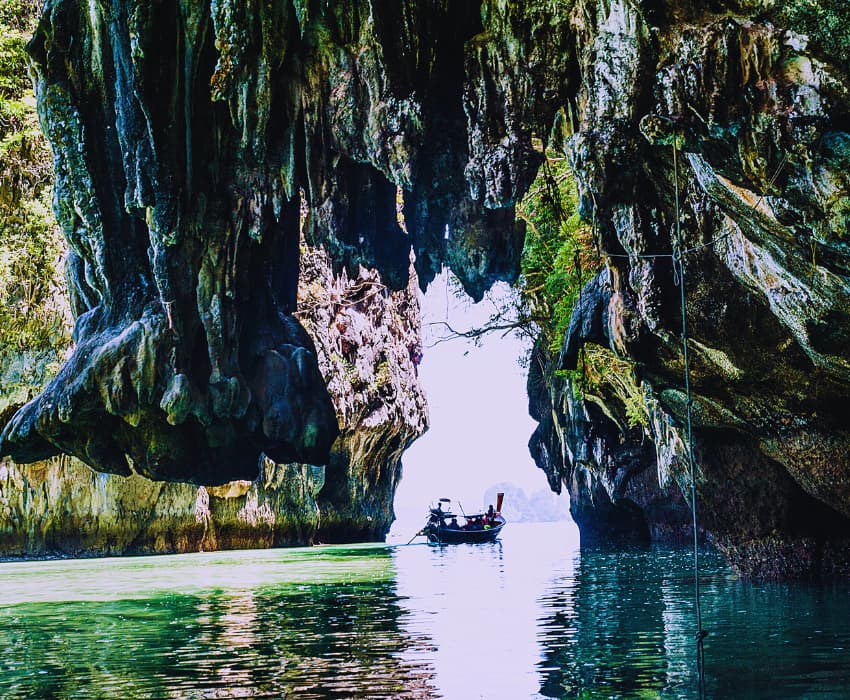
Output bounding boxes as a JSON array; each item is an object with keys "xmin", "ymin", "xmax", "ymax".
[{"xmin": 425, "ymin": 521, "xmax": 505, "ymax": 544}]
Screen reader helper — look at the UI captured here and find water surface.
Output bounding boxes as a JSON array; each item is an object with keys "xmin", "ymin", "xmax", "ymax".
[{"xmin": 1, "ymin": 523, "xmax": 848, "ymax": 698}]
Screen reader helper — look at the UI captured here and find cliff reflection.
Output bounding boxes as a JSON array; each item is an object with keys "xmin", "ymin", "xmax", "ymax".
[
  {"xmin": 0, "ymin": 547, "xmax": 438, "ymax": 699},
  {"xmin": 537, "ymin": 546, "xmax": 700, "ymax": 698},
  {"xmin": 3, "ymin": 527, "xmax": 849, "ymax": 699},
  {"xmin": 536, "ymin": 544, "xmax": 850, "ymax": 699}
]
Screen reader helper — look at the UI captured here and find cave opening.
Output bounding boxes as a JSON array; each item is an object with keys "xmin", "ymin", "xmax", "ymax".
[{"xmin": 388, "ymin": 269, "xmax": 573, "ymax": 540}]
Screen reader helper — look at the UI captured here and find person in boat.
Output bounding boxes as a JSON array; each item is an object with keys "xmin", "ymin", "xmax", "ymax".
[
  {"xmin": 487, "ymin": 505, "xmax": 495, "ymax": 521},
  {"xmin": 449, "ymin": 516, "xmax": 459, "ymax": 530}
]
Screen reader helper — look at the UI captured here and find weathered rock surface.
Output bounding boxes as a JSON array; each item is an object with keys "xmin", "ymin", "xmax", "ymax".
[
  {"xmin": 529, "ymin": 323, "xmax": 696, "ymax": 546},
  {"xmin": 534, "ymin": 0, "xmax": 850, "ymax": 578},
  {"xmin": 0, "ymin": 0, "xmax": 523, "ymax": 482},
  {"xmin": 0, "ymin": 240, "xmax": 426, "ymax": 554},
  {"xmin": 0, "ymin": 457, "xmax": 324, "ymax": 555},
  {"xmin": 296, "ymin": 243, "xmax": 428, "ymax": 541},
  {"xmin": 2, "ymin": 0, "xmax": 850, "ymax": 577}
]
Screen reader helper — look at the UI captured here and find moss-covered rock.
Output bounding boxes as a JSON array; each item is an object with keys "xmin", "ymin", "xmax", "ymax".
[
  {"xmin": 0, "ymin": 238, "xmax": 426, "ymax": 555},
  {"xmin": 0, "ymin": 0, "xmax": 426, "ymax": 553}
]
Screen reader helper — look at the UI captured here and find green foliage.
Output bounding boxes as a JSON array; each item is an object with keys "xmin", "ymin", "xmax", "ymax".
[
  {"xmin": 516, "ymin": 152, "xmax": 647, "ymax": 428},
  {"xmin": 582, "ymin": 345, "xmax": 650, "ymax": 430},
  {"xmin": 516, "ymin": 155, "xmax": 598, "ymax": 358},
  {"xmin": 0, "ymin": 0, "xmax": 39, "ymax": 32},
  {"xmin": 0, "ymin": 34, "xmax": 29, "ymax": 99},
  {"xmin": 0, "ymin": 191, "xmax": 68, "ymax": 351},
  {"xmin": 0, "ymin": 0, "xmax": 37, "ymax": 100},
  {"xmin": 777, "ymin": 1, "xmax": 850, "ymax": 67},
  {"xmin": 0, "ymin": 0, "xmax": 71, "ymax": 369}
]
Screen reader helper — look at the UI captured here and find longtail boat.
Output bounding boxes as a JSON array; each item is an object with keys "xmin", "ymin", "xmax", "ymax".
[{"xmin": 414, "ymin": 493, "xmax": 506, "ymax": 545}]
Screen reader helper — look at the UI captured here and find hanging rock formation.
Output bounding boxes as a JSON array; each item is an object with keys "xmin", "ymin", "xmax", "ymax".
[
  {"xmin": 528, "ymin": 282, "xmax": 698, "ymax": 546},
  {"xmin": 528, "ymin": 1, "xmax": 850, "ymax": 578},
  {"xmin": 0, "ymin": 241, "xmax": 426, "ymax": 555},
  {"xmin": 0, "ymin": 0, "xmax": 528, "ymax": 483},
  {"xmin": 2, "ymin": 0, "xmax": 849, "ymax": 577}
]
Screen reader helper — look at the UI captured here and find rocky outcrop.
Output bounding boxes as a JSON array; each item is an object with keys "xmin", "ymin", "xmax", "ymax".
[
  {"xmin": 0, "ymin": 240, "xmax": 426, "ymax": 555},
  {"xmin": 561, "ymin": 1, "xmax": 850, "ymax": 579},
  {"xmin": 525, "ymin": 1, "xmax": 850, "ymax": 577},
  {"xmin": 529, "ymin": 325, "xmax": 696, "ymax": 546},
  {"xmin": 2, "ymin": 0, "xmax": 849, "ymax": 576},
  {"xmin": 296, "ymin": 243, "xmax": 427, "ymax": 542},
  {"xmin": 0, "ymin": 457, "xmax": 323, "ymax": 555},
  {"xmin": 0, "ymin": 0, "xmax": 522, "ymax": 483}
]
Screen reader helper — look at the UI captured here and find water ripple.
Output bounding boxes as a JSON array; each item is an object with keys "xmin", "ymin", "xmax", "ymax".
[{"xmin": 0, "ymin": 524, "xmax": 848, "ymax": 698}]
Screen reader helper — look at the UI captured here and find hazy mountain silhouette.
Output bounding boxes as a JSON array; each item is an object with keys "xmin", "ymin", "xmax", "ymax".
[{"xmin": 483, "ymin": 483, "xmax": 571, "ymax": 523}]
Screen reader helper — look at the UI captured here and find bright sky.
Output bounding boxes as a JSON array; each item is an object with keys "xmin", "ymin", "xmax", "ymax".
[{"xmin": 390, "ymin": 270, "xmax": 553, "ymax": 536}]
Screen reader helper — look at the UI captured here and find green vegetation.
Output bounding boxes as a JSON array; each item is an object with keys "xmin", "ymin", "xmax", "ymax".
[
  {"xmin": 515, "ymin": 148, "xmax": 647, "ymax": 428},
  {"xmin": 516, "ymin": 153, "xmax": 598, "ymax": 358},
  {"xmin": 776, "ymin": 1, "xmax": 850, "ymax": 68},
  {"xmin": 0, "ymin": 0, "xmax": 71, "ymax": 396}
]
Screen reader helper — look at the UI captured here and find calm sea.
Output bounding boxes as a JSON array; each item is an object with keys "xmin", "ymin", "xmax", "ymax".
[{"xmin": 0, "ymin": 522, "xmax": 847, "ymax": 698}]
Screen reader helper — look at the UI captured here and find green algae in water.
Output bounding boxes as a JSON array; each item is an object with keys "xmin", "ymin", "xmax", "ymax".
[
  {"xmin": 0, "ymin": 543, "xmax": 395, "ymax": 605},
  {"xmin": 2, "ymin": 524, "xmax": 850, "ymax": 699}
]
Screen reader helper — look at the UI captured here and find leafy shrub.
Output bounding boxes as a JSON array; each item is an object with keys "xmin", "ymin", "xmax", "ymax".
[
  {"xmin": 0, "ymin": 0, "xmax": 71, "ymax": 388},
  {"xmin": 515, "ymin": 150, "xmax": 647, "ymax": 427},
  {"xmin": 516, "ymin": 154, "xmax": 599, "ymax": 357},
  {"xmin": 776, "ymin": 1, "xmax": 850, "ymax": 68}
]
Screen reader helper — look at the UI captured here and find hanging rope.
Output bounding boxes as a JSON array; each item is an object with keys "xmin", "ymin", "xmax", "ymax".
[
  {"xmin": 590, "ymin": 190, "xmax": 602, "ymax": 258},
  {"xmin": 672, "ymin": 136, "xmax": 708, "ymax": 694},
  {"xmin": 577, "ymin": 136, "xmax": 788, "ymax": 696},
  {"xmin": 160, "ymin": 298, "xmax": 182, "ymax": 375},
  {"xmin": 810, "ymin": 238, "xmax": 818, "ymax": 277}
]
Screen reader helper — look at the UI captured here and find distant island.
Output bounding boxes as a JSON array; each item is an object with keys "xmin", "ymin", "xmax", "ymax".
[{"xmin": 483, "ymin": 483, "xmax": 571, "ymax": 523}]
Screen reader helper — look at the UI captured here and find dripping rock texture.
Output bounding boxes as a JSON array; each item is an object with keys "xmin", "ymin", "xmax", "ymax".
[
  {"xmin": 0, "ymin": 0, "xmax": 848, "ymax": 577},
  {"xmin": 529, "ymin": 0, "xmax": 850, "ymax": 578},
  {"xmin": 0, "ymin": 242, "xmax": 426, "ymax": 554},
  {"xmin": 2, "ymin": 0, "xmax": 505, "ymax": 482}
]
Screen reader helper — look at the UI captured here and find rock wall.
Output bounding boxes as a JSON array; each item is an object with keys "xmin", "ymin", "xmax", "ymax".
[
  {"xmin": 0, "ymin": 242, "xmax": 426, "ymax": 555},
  {"xmin": 0, "ymin": 0, "xmax": 426, "ymax": 554},
  {"xmin": 525, "ymin": 0, "xmax": 850, "ymax": 578},
  {"xmin": 2, "ymin": 0, "xmax": 849, "ymax": 577},
  {"xmin": 528, "ymin": 320, "xmax": 696, "ymax": 547},
  {"xmin": 0, "ymin": 0, "xmax": 522, "ymax": 482},
  {"xmin": 296, "ymin": 243, "xmax": 427, "ymax": 542}
]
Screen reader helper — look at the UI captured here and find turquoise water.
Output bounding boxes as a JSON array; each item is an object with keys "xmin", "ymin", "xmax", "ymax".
[{"xmin": 0, "ymin": 522, "xmax": 848, "ymax": 698}]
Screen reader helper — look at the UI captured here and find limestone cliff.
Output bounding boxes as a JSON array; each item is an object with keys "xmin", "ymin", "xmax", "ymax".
[
  {"xmin": 528, "ymin": 330, "xmax": 697, "ymax": 546},
  {"xmin": 0, "ymin": 240, "xmax": 426, "ymax": 555},
  {"xmin": 2, "ymin": 0, "xmax": 849, "ymax": 577},
  {"xmin": 0, "ymin": 0, "xmax": 425, "ymax": 555},
  {"xmin": 525, "ymin": 1, "xmax": 850, "ymax": 578},
  {"xmin": 0, "ymin": 0, "xmax": 519, "ymax": 483},
  {"xmin": 296, "ymin": 243, "xmax": 427, "ymax": 542}
]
